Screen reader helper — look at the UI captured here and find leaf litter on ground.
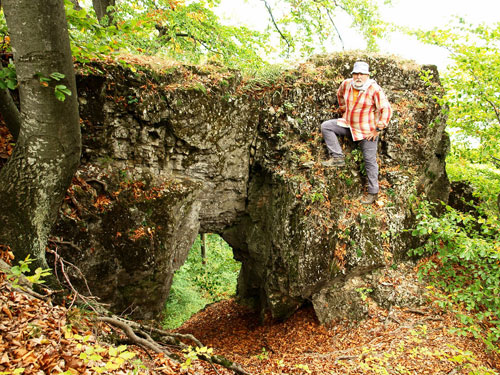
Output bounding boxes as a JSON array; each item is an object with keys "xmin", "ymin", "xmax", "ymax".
[{"xmin": 1, "ymin": 248, "xmax": 499, "ymax": 375}]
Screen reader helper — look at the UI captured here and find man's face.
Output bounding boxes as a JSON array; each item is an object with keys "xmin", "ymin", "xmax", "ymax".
[{"xmin": 352, "ymin": 72, "xmax": 369, "ymax": 89}]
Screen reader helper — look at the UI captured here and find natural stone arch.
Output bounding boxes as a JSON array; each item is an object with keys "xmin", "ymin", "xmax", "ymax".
[{"xmin": 53, "ymin": 52, "xmax": 449, "ymax": 322}]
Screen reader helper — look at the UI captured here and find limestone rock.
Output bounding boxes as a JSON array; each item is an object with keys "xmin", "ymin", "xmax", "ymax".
[{"xmin": 53, "ymin": 52, "xmax": 449, "ymax": 321}]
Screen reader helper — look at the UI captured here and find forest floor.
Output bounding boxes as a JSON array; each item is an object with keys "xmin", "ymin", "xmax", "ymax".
[
  {"xmin": 177, "ymin": 298, "xmax": 500, "ymax": 375},
  {"xmin": 1, "ymin": 267, "xmax": 499, "ymax": 375}
]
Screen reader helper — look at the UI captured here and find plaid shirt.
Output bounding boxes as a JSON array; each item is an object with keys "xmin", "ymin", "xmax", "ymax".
[{"xmin": 336, "ymin": 78, "xmax": 392, "ymax": 141}]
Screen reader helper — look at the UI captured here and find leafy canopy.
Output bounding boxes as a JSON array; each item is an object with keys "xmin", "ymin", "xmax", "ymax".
[
  {"xmin": 1, "ymin": 0, "xmax": 391, "ymax": 71},
  {"xmin": 411, "ymin": 19, "xmax": 500, "ymax": 161},
  {"xmin": 64, "ymin": 0, "xmax": 269, "ymax": 68},
  {"xmin": 256, "ymin": 0, "xmax": 391, "ymax": 57},
  {"xmin": 62, "ymin": 0, "xmax": 391, "ymax": 69}
]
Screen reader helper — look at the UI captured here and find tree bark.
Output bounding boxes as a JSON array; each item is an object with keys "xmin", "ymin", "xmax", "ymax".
[
  {"xmin": 0, "ymin": 0, "xmax": 81, "ymax": 275},
  {"xmin": 0, "ymin": 87, "xmax": 21, "ymax": 140},
  {"xmin": 68, "ymin": 0, "xmax": 82, "ymax": 11},
  {"xmin": 92, "ymin": 0, "xmax": 115, "ymax": 24}
]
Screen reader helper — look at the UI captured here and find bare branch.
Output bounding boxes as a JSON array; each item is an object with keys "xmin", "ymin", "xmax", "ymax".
[
  {"xmin": 260, "ymin": 0, "xmax": 291, "ymax": 56},
  {"xmin": 325, "ymin": 8, "xmax": 345, "ymax": 50}
]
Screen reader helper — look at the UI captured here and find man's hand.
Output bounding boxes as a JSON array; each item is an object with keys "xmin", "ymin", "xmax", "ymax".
[{"xmin": 365, "ymin": 129, "xmax": 379, "ymax": 141}]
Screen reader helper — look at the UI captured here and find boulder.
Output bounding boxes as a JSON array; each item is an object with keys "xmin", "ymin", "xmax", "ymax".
[{"xmin": 53, "ymin": 51, "xmax": 449, "ymax": 322}]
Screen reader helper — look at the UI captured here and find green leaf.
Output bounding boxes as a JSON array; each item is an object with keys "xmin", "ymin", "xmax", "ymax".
[
  {"xmin": 119, "ymin": 351, "xmax": 136, "ymax": 360},
  {"xmin": 109, "ymin": 346, "xmax": 118, "ymax": 357},
  {"xmin": 54, "ymin": 85, "xmax": 72, "ymax": 101},
  {"xmin": 50, "ymin": 72, "xmax": 65, "ymax": 81}
]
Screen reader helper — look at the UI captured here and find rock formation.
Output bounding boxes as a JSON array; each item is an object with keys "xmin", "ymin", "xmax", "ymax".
[{"xmin": 52, "ymin": 52, "xmax": 449, "ymax": 321}]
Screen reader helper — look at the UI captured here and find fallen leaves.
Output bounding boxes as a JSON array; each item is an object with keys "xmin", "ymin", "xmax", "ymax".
[
  {"xmin": 0, "ymin": 276, "xmax": 184, "ymax": 375},
  {"xmin": 0, "ymin": 124, "xmax": 14, "ymax": 168},
  {"xmin": 177, "ymin": 297, "xmax": 500, "ymax": 375},
  {"xmin": 1, "ymin": 253, "xmax": 499, "ymax": 375}
]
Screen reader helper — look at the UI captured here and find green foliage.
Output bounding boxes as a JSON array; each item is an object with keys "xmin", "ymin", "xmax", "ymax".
[
  {"xmin": 410, "ymin": 199, "xmax": 500, "ymax": 351},
  {"xmin": 356, "ymin": 287, "xmax": 373, "ymax": 302},
  {"xmin": 181, "ymin": 345, "xmax": 213, "ymax": 370},
  {"xmin": 255, "ymin": 347, "xmax": 269, "ymax": 361},
  {"xmin": 447, "ymin": 149, "xmax": 500, "ymax": 215},
  {"xmin": 7, "ymin": 255, "xmax": 52, "ymax": 289},
  {"xmin": 64, "ymin": 1, "xmax": 118, "ymax": 62},
  {"xmin": 63, "ymin": 0, "xmax": 269, "ymax": 69},
  {"xmin": 62, "ymin": 327, "xmax": 145, "ymax": 374},
  {"xmin": 446, "ymin": 345, "xmax": 499, "ymax": 375},
  {"xmin": 162, "ymin": 234, "xmax": 240, "ymax": 329},
  {"xmin": 261, "ymin": 0, "xmax": 391, "ymax": 58},
  {"xmin": 36, "ymin": 72, "xmax": 72, "ymax": 102},
  {"xmin": 409, "ymin": 19, "xmax": 500, "ymax": 352},
  {"xmin": 411, "ymin": 19, "xmax": 500, "ymax": 161},
  {"xmin": 0, "ymin": 63, "xmax": 17, "ymax": 90},
  {"xmin": 59, "ymin": 0, "xmax": 393, "ymax": 69}
]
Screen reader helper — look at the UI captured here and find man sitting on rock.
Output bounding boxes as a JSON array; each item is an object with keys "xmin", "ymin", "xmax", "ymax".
[{"xmin": 321, "ymin": 61, "xmax": 392, "ymax": 205}]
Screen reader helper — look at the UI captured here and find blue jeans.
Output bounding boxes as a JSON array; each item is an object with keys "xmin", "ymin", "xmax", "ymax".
[{"xmin": 321, "ymin": 119, "xmax": 379, "ymax": 194}]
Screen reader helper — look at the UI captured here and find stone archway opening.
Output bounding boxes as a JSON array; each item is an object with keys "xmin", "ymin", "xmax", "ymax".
[{"xmin": 162, "ymin": 233, "xmax": 241, "ymax": 329}]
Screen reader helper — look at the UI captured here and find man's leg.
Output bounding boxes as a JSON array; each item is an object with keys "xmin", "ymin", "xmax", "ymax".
[
  {"xmin": 321, "ymin": 119, "xmax": 351, "ymax": 158},
  {"xmin": 360, "ymin": 138, "xmax": 379, "ymax": 194}
]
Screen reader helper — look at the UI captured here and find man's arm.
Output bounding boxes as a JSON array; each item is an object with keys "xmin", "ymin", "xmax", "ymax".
[
  {"xmin": 373, "ymin": 87, "xmax": 392, "ymax": 130},
  {"xmin": 336, "ymin": 80, "xmax": 348, "ymax": 114}
]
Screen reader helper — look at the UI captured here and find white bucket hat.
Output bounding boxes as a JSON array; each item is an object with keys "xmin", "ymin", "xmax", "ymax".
[{"xmin": 351, "ymin": 61, "xmax": 370, "ymax": 75}]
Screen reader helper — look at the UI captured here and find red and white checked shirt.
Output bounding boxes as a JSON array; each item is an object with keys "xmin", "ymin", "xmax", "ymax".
[{"xmin": 336, "ymin": 78, "xmax": 392, "ymax": 141}]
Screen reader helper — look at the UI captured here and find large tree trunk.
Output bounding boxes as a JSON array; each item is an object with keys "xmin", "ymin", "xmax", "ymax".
[
  {"xmin": 92, "ymin": 0, "xmax": 115, "ymax": 24},
  {"xmin": 0, "ymin": 0, "xmax": 81, "ymax": 274}
]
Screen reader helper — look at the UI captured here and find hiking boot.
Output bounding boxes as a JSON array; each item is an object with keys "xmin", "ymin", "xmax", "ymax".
[
  {"xmin": 360, "ymin": 193, "xmax": 378, "ymax": 205},
  {"xmin": 321, "ymin": 157, "xmax": 345, "ymax": 167}
]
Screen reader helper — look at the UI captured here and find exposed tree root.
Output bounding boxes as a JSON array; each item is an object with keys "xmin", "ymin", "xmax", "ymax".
[
  {"xmin": 98, "ymin": 315, "xmax": 253, "ymax": 375},
  {"xmin": 2, "ymin": 247, "xmax": 253, "ymax": 375}
]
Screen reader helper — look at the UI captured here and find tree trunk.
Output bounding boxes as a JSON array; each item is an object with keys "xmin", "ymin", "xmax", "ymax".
[
  {"xmin": 92, "ymin": 0, "xmax": 115, "ymax": 24},
  {"xmin": 0, "ymin": 0, "xmax": 81, "ymax": 274},
  {"xmin": 68, "ymin": 0, "xmax": 82, "ymax": 11}
]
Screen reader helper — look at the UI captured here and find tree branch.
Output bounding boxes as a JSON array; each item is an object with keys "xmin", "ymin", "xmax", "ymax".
[
  {"xmin": 155, "ymin": 25, "xmax": 222, "ymax": 56},
  {"xmin": 92, "ymin": 0, "xmax": 115, "ymax": 25},
  {"xmin": 483, "ymin": 96, "xmax": 500, "ymax": 126},
  {"xmin": 0, "ymin": 259, "xmax": 48, "ymax": 300},
  {"xmin": 260, "ymin": 0, "xmax": 291, "ymax": 56},
  {"xmin": 325, "ymin": 8, "xmax": 344, "ymax": 50},
  {"xmin": 465, "ymin": 67, "xmax": 500, "ymax": 127}
]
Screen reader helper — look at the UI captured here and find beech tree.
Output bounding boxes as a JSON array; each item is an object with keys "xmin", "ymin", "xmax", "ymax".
[{"xmin": 0, "ymin": 0, "xmax": 81, "ymax": 273}]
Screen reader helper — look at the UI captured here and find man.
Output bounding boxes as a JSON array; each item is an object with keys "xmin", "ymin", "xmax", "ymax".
[{"xmin": 320, "ymin": 61, "xmax": 392, "ymax": 205}]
